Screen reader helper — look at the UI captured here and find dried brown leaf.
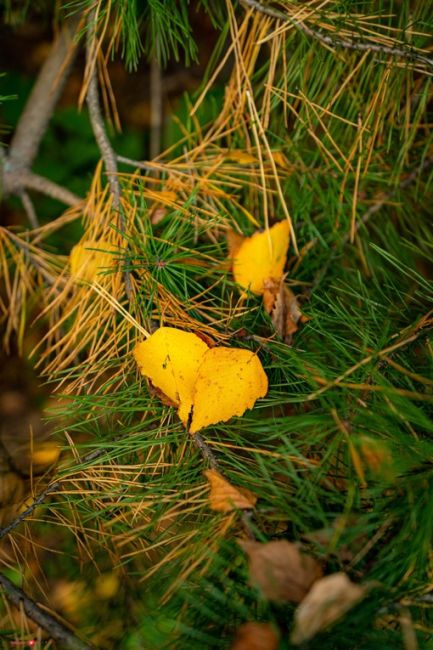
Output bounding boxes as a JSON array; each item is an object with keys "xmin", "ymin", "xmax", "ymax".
[
  {"xmin": 263, "ymin": 279, "xmax": 308, "ymax": 343},
  {"xmin": 240, "ymin": 539, "xmax": 322, "ymax": 603},
  {"xmin": 205, "ymin": 469, "xmax": 257, "ymax": 512},
  {"xmin": 231, "ymin": 622, "xmax": 279, "ymax": 650},
  {"xmin": 291, "ymin": 573, "xmax": 366, "ymax": 644}
]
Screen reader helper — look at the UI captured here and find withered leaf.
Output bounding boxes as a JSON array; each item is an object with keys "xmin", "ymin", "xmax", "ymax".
[
  {"xmin": 231, "ymin": 622, "xmax": 279, "ymax": 650},
  {"xmin": 291, "ymin": 573, "xmax": 367, "ymax": 644},
  {"xmin": 204, "ymin": 469, "xmax": 257, "ymax": 512},
  {"xmin": 239, "ymin": 539, "xmax": 322, "ymax": 603},
  {"xmin": 263, "ymin": 279, "xmax": 308, "ymax": 343}
]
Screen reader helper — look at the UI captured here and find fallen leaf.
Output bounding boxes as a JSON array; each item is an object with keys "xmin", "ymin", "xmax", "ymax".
[
  {"xmin": 240, "ymin": 539, "xmax": 322, "ymax": 603},
  {"xmin": 271, "ymin": 151, "xmax": 289, "ymax": 168},
  {"xmin": 190, "ymin": 347, "xmax": 268, "ymax": 433},
  {"xmin": 204, "ymin": 469, "xmax": 257, "ymax": 512},
  {"xmin": 70, "ymin": 240, "xmax": 117, "ymax": 282},
  {"xmin": 134, "ymin": 328, "xmax": 208, "ymax": 426},
  {"xmin": 263, "ymin": 279, "xmax": 308, "ymax": 343},
  {"xmin": 134, "ymin": 327, "xmax": 268, "ymax": 433},
  {"xmin": 31, "ymin": 442, "xmax": 61, "ymax": 468},
  {"xmin": 226, "ymin": 150, "xmax": 257, "ymax": 164},
  {"xmin": 231, "ymin": 622, "xmax": 279, "ymax": 650},
  {"xmin": 232, "ymin": 221, "xmax": 290, "ymax": 295},
  {"xmin": 290, "ymin": 573, "xmax": 366, "ymax": 644},
  {"xmin": 95, "ymin": 573, "xmax": 120, "ymax": 599}
]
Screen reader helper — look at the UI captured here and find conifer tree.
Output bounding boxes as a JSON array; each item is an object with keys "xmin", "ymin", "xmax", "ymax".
[{"xmin": 1, "ymin": 1, "xmax": 433, "ymax": 648}]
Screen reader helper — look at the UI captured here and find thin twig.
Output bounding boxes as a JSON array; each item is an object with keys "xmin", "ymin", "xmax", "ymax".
[
  {"xmin": 0, "ymin": 573, "xmax": 93, "ymax": 650},
  {"xmin": 117, "ymin": 155, "xmax": 156, "ymax": 173},
  {"xmin": 241, "ymin": 0, "xmax": 433, "ymax": 70},
  {"xmin": 20, "ymin": 191, "xmax": 39, "ymax": 229},
  {"xmin": 85, "ymin": 8, "xmax": 132, "ymax": 297},
  {"xmin": 21, "ymin": 171, "xmax": 81, "ymax": 206},
  {"xmin": 150, "ymin": 58, "xmax": 163, "ymax": 160},
  {"xmin": 0, "ymin": 440, "xmax": 121, "ymax": 541},
  {"xmin": 194, "ymin": 434, "xmax": 220, "ymax": 470}
]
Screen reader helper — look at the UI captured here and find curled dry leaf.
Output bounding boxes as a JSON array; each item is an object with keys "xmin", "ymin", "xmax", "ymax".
[
  {"xmin": 263, "ymin": 279, "xmax": 308, "ymax": 343},
  {"xmin": 231, "ymin": 622, "xmax": 279, "ymax": 650},
  {"xmin": 70, "ymin": 240, "xmax": 117, "ymax": 282},
  {"xmin": 239, "ymin": 539, "xmax": 322, "ymax": 603},
  {"xmin": 134, "ymin": 327, "xmax": 268, "ymax": 433},
  {"xmin": 204, "ymin": 469, "xmax": 257, "ymax": 512},
  {"xmin": 290, "ymin": 573, "xmax": 367, "ymax": 645},
  {"xmin": 232, "ymin": 221, "xmax": 290, "ymax": 295}
]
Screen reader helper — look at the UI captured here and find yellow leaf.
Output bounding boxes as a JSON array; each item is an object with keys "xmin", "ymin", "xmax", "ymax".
[
  {"xmin": 233, "ymin": 221, "xmax": 290, "ymax": 295},
  {"xmin": 204, "ymin": 469, "xmax": 257, "ymax": 512},
  {"xmin": 190, "ymin": 347, "xmax": 268, "ymax": 433},
  {"xmin": 134, "ymin": 327, "xmax": 208, "ymax": 425},
  {"xmin": 226, "ymin": 150, "xmax": 257, "ymax": 164},
  {"xmin": 134, "ymin": 328, "xmax": 268, "ymax": 432},
  {"xmin": 147, "ymin": 190, "xmax": 177, "ymax": 203},
  {"xmin": 70, "ymin": 240, "xmax": 117, "ymax": 282},
  {"xmin": 271, "ymin": 151, "xmax": 289, "ymax": 168},
  {"xmin": 31, "ymin": 442, "xmax": 61, "ymax": 467},
  {"xmin": 95, "ymin": 573, "xmax": 120, "ymax": 599}
]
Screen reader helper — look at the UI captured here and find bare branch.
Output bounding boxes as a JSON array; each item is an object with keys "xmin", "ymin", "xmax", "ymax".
[
  {"xmin": 20, "ymin": 172, "xmax": 81, "ymax": 207},
  {"xmin": 150, "ymin": 58, "xmax": 163, "ymax": 160},
  {"xmin": 85, "ymin": 9, "xmax": 132, "ymax": 297},
  {"xmin": 20, "ymin": 190, "xmax": 39, "ymax": 228},
  {"xmin": 85, "ymin": 11, "xmax": 121, "ymax": 209},
  {"xmin": 194, "ymin": 433, "xmax": 219, "ymax": 470},
  {"xmin": 241, "ymin": 0, "xmax": 433, "ymax": 70},
  {"xmin": 0, "ymin": 573, "xmax": 93, "ymax": 650},
  {"xmin": 8, "ymin": 15, "xmax": 81, "ymax": 173},
  {"xmin": 117, "ymin": 155, "xmax": 156, "ymax": 173}
]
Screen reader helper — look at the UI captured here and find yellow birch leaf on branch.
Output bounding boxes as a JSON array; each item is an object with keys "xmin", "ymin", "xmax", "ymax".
[
  {"xmin": 190, "ymin": 347, "xmax": 268, "ymax": 433},
  {"xmin": 204, "ymin": 469, "xmax": 257, "ymax": 512},
  {"xmin": 134, "ymin": 327, "xmax": 268, "ymax": 432},
  {"xmin": 133, "ymin": 327, "xmax": 208, "ymax": 426},
  {"xmin": 232, "ymin": 221, "xmax": 290, "ymax": 295}
]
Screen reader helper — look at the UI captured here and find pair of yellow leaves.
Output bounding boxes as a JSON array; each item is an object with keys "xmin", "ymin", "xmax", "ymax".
[{"xmin": 134, "ymin": 327, "xmax": 268, "ymax": 433}]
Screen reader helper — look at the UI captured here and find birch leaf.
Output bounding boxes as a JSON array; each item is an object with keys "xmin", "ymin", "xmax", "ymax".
[
  {"xmin": 204, "ymin": 469, "xmax": 257, "ymax": 512},
  {"xmin": 134, "ymin": 328, "xmax": 268, "ymax": 432},
  {"xmin": 233, "ymin": 221, "xmax": 290, "ymax": 295},
  {"xmin": 134, "ymin": 327, "xmax": 208, "ymax": 425},
  {"xmin": 291, "ymin": 573, "xmax": 366, "ymax": 644},
  {"xmin": 190, "ymin": 347, "xmax": 268, "ymax": 433},
  {"xmin": 231, "ymin": 622, "xmax": 279, "ymax": 650},
  {"xmin": 239, "ymin": 539, "xmax": 322, "ymax": 603},
  {"xmin": 70, "ymin": 240, "xmax": 116, "ymax": 282}
]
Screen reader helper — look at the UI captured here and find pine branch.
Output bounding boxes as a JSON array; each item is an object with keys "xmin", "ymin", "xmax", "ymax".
[
  {"xmin": 0, "ymin": 573, "xmax": 93, "ymax": 650},
  {"xmin": 241, "ymin": 0, "xmax": 433, "ymax": 70}
]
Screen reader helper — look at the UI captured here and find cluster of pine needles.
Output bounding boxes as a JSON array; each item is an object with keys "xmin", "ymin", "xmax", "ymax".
[{"xmin": 1, "ymin": 0, "xmax": 433, "ymax": 648}]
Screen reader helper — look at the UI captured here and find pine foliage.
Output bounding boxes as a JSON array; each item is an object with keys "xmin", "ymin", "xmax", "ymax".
[{"xmin": 1, "ymin": 0, "xmax": 433, "ymax": 648}]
